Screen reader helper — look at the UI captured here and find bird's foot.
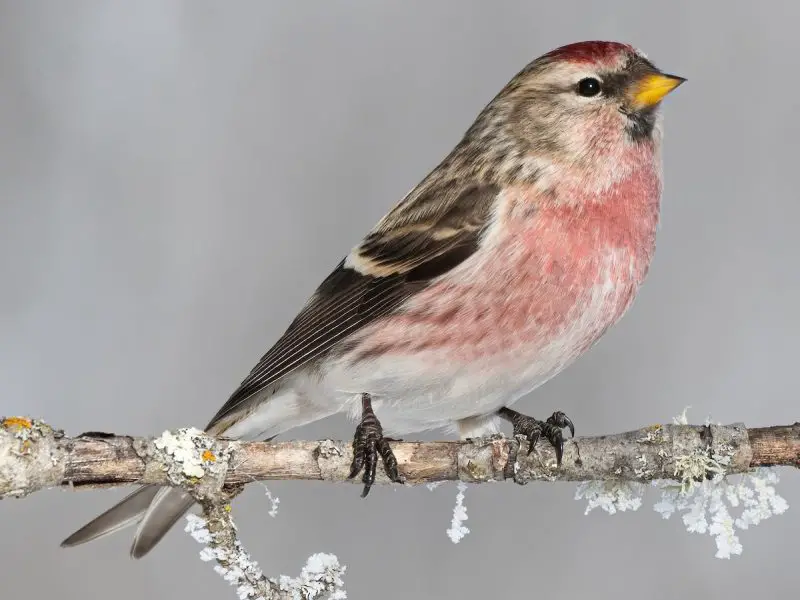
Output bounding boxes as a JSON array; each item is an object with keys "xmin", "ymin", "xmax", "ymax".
[
  {"xmin": 348, "ymin": 393, "xmax": 404, "ymax": 497},
  {"xmin": 498, "ymin": 408, "xmax": 575, "ymax": 466}
]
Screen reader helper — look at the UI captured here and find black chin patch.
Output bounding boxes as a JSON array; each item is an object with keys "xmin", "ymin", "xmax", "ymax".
[{"xmin": 624, "ymin": 106, "xmax": 657, "ymax": 142}]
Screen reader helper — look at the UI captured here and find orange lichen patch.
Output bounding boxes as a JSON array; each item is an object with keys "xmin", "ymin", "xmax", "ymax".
[
  {"xmin": 2, "ymin": 417, "xmax": 32, "ymax": 430},
  {"xmin": 202, "ymin": 449, "xmax": 216, "ymax": 463}
]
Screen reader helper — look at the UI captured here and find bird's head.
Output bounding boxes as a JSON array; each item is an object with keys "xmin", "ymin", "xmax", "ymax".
[{"xmin": 469, "ymin": 41, "xmax": 685, "ymax": 177}]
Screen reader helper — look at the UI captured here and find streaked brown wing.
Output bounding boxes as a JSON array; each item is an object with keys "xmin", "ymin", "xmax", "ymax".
[
  {"xmin": 206, "ymin": 182, "xmax": 499, "ymax": 429},
  {"xmin": 348, "ymin": 184, "xmax": 498, "ymax": 277}
]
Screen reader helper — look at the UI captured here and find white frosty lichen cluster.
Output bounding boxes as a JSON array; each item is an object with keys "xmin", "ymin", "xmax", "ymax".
[
  {"xmin": 446, "ymin": 481, "xmax": 470, "ymax": 543},
  {"xmin": 574, "ymin": 481, "xmax": 643, "ymax": 515},
  {"xmin": 185, "ymin": 514, "xmax": 347, "ymax": 600},
  {"xmin": 653, "ymin": 468, "xmax": 789, "ymax": 559},
  {"xmin": 672, "ymin": 406, "xmax": 691, "ymax": 426},
  {"xmin": 277, "ymin": 554, "xmax": 347, "ymax": 600},
  {"xmin": 573, "ymin": 408, "xmax": 790, "ymax": 559},
  {"xmin": 426, "ymin": 480, "xmax": 470, "ymax": 543},
  {"xmin": 186, "ymin": 513, "xmax": 214, "ymax": 545},
  {"xmin": 154, "ymin": 427, "xmax": 217, "ymax": 481},
  {"xmin": 261, "ymin": 483, "xmax": 281, "ymax": 518},
  {"xmin": 186, "ymin": 513, "xmax": 273, "ymax": 600}
]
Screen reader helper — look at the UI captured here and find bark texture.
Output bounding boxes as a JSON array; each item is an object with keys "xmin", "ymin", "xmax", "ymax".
[
  {"xmin": 1, "ymin": 417, "xmax": 798, "ymax": 499},
  {"xmin": 1, "ymin": 417, "xmax": 797, "ymax": 600}
]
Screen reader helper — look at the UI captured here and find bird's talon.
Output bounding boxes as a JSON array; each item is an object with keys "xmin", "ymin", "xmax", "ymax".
[
  {"xmin": 526, "ymin": 428, "xmax": 541, "ymax": 456},
  {"xmin": 498, "ymin": 407, "xmax": 575, "ymax": 467},
  {"xmin": 552, "ymin": 430, "xmax": 565, "ymax": 467},
  {"xmin": 547, "ymin": 411, "xmax": 575, "ymax": 438},
  {"xmin": 348, "ymin": 393, "xmax": 403, "ymax": 497}
]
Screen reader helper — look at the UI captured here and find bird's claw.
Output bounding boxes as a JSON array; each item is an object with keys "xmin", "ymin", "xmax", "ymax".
[
  {"xmin": 500, "ymin": 408, "xmax": 575, "ymax": 467},
  {"xmin": 348, "ymin": 394, "xmax": 404, "ymax": 497}
]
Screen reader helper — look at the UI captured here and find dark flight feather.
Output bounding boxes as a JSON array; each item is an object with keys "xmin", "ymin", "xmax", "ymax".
[{"xmin": 206, "ymin": 182, "xmax": 500, "ymax": 429}]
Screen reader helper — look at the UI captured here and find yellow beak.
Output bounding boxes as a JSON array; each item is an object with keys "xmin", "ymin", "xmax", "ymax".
[{"xmin": 632, "ymin": 73, "xmax": 686, "ymax": 108}]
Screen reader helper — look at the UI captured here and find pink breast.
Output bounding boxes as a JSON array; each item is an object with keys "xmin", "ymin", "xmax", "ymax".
[{"xmin": 351, "ymin": 166, "xmax": 661, "ymax": 367}]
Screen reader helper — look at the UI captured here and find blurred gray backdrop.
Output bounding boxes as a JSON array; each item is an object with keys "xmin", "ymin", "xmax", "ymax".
[{"xmin": 1, "ymin": 2, "xmax": 798, "ymax": 599}]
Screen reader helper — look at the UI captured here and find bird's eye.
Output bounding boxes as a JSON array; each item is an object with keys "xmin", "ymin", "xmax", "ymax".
[{"xmin": 577, "ymin": 77, "xmax": 602, "ymax": 97}]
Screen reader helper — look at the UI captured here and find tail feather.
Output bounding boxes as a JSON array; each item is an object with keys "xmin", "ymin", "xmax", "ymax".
[
  {"xmin": 60, "ymin": 417, "xmax": 286, "ymax": 556},
  {"xmin": 60, "ymin": 485, "xmax": 160, "ymax": 547},
  {"xmin": 61, "ymin": 485, "xmax": 196, "ymax": 559},
  {"xmin": 130, "ymin": 487, "xmax": 195, "ymax": 558}
]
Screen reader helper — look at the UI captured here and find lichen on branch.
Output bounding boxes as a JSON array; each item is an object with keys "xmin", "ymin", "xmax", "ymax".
[
  {"xmin": 1, "ymin": 417, "xmax": 798, "ymax": 497},
  {"xmin": 1, "ymin": 415, "xmax": 798, "ymax": 593}
]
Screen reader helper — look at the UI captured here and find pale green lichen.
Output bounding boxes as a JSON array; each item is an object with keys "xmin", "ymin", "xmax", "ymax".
[
  {"xmin": 652, "ymin": 409, "xmax": 788, "ymax": 557},
  {"xmin": 185, "ymin": 514, "xmax": 347, "ymax": 600},
  {"xmin": 671, "ymin": 448, "xmax": 726, "ymax": 494},
  {"xmin": 153, "ymin": 428, "xmax": 209, "ymax": 480},
  {"xmin": 463, "ymin": 460, "xmax": 489, "ymax": 481},
  {"xmin": 316, "ymin": 440, "xmax": 342, "ymax": 459},
  {"xmin": 711, "ymin": 443, "xmax": 735, "ymax": 467},
  {"xmin": 152, "ymin": 427, "xmax": 234, "ymax": 486},
  {"xmin": 633, "ymin": 454, "xmax": 653, "ymax": 479},
  {"xmin": 636, "ymin": 424, "xmax": 666, "ymax": 445},
  {"xmin": 576, "ymin": 408, "xmax": 790, "ymax": 559}
]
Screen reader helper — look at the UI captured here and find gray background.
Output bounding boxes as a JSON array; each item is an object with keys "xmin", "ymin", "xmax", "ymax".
[{"xmin": 1, "ymin": 2, "xmax": 798, "ymax": 599}]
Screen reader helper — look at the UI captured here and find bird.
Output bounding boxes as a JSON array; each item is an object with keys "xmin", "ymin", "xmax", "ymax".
[{"xmin": 61, "ymin": 40, "xmax": 684, "ymax": 558}]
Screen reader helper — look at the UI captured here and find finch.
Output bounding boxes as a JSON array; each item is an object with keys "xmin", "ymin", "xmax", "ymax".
[{"xmin": 61, "ymin": 40, "xmax": 684, "ymax": 557}]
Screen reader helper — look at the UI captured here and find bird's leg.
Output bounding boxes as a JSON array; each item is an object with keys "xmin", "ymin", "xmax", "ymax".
[
  {"xmin": 348, "ymin": 393, "xmax": 404, "ymax": 497},
  {"xmin": 497, "ymin": 407, "xmax": 575, "ymax": 466}
]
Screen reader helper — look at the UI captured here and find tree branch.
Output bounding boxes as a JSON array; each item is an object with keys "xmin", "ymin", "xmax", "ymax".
[
  {"xmin": 1, "ymin": 416, "xmax": 798, "ymax": 597},
  {"xmin": 0, "ymin": 418, "xmax": 350, "ymax": 600},
  {"xmin": 1, "ymin": 417, "xmax": 798, "ymax": 499}
]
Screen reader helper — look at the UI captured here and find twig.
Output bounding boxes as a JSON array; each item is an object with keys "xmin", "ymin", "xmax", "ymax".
[
  {"xmin": 1, "ymin": 417, "xmax": 798, "ymax": 498},
  {"xmin": 0, "ymin": 419, "xmax": 349, "ymax": 600},
  {"xmin": 1, "ymin": 416, "xmax": 798, "ymax": 594}
]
